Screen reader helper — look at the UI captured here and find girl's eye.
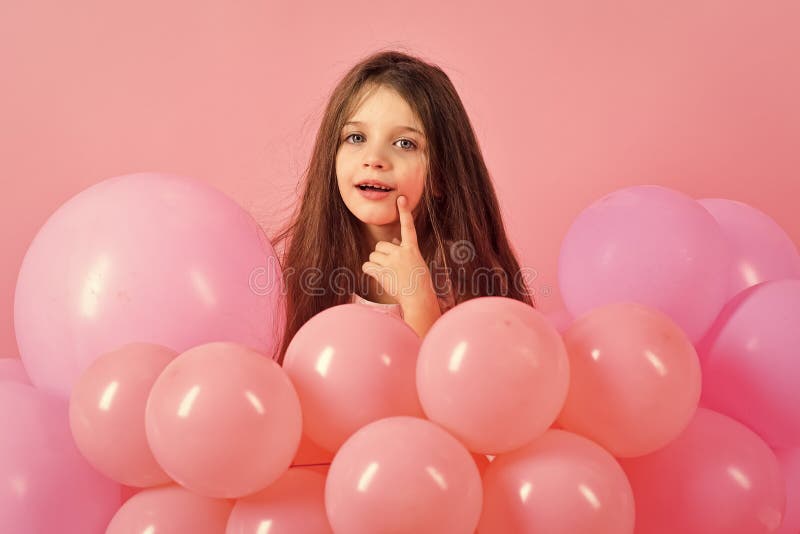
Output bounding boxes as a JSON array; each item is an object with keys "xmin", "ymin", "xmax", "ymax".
[{"xmin": 343, "ymin": 133, "xmax": 417, "ymax": 151}]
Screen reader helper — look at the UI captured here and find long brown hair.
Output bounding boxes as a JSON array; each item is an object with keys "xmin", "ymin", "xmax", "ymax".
[{"xmin": 268, "ymin": 48, "xmax": 534, "ymax": 364}]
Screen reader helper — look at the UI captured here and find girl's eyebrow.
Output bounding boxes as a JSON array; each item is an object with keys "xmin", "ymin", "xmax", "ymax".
[{"xmin": 343, "ymin": 120, "xmax": 424, "ymax": 136}]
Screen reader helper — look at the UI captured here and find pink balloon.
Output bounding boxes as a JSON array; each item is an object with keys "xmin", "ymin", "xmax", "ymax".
[
  {"xmin": 106, "ymin": 484, "xmax": 233, "ymax": 533},
  {"xmin": 226, "ymin": 468, "xmax": 333, "ymax": 534},
  {"xmin": 283, "ymin": 304, "xmax": 423, "ymax": 453},
  {"xmin": 120, "ymin": 485, "xmax": 141, "ymax": 504},
  {"xmin": 325, "ymin": 416, "xmax": 482, "ymax": 534},
  {"xmin": 15, "ymin": 172, "xmax": 285, "ymax": 398},
  {"xmin": 477, "ymin": 429, "xmax": 635, "ymax": 534},
  {"xmin": 145, "ymin": 342, "xmax": 302, "ymax": 498},
  {"xmin": 558, "ymin": 185, "xmax": 731, "ymax": 342},
  {"xmin": 545, "ymin": 307, "xmax": 574, "ymax": 333},
  {"xmin": 0, "ymin": 357, "xmax": 30, "ymax": 384},
  {"xmin": 417, "ymin": 297, "xmax": 569, "ymax": 454},
  {"xmin": 699, "ymin": 198, "xmax": 800, "ymax": 300},
  {"xmin": 292, "ymin": 433, "xmax": 335, "ymax": 467},
  {"xmin": 775, "ymin": 448, "xmax": 800, "ymax": 534},
  {"xmin": 619, "ymin": 408, "xmax": 786, "ymax": 534},
  {"xmin": 69, "ymin": 342, "xmax": 177, "ymax": 487},
  {"xmin": 0, "ymin": 382, "xmax": 121, "ymax": 533},
  {"xmin": 471, "ymin": 453, "xmax": 491, "ymax": 478},
  {"xmin": 557, "ymin": 302, "xmax": 701, "ymax": 457},
  {"xmin": 698, "ymin": 279, "xmax": 800, "ymax": 448}
]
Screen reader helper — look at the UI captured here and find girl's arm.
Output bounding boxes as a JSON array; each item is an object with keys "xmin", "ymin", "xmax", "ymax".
[{"xmin": 401, "ymin": 285, "xmax": 443, "ymax": 338}]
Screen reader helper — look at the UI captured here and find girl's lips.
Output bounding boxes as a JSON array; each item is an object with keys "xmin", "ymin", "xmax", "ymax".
[{"xmin": 356, "ymin": 186, "xmax": 393, "ymax": 201}]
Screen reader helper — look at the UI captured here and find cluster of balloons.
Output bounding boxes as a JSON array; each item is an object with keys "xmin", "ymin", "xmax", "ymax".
[{"xmin": 1, "ymin": 174, "xmax": 798, "ymax": 533}]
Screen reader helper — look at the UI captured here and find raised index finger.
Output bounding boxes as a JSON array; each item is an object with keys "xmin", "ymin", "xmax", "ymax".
[{"xmin": 397, "ymin": 195, "xmax": 418, "ymax": 247}]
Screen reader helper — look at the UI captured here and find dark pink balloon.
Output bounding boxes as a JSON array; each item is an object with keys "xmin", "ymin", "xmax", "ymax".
[
  {"xmin": 325, "ymin": 416, "xmax": 482, "ymax": 534},
  {"xmin": 619, "ymin": 408, "xmax": 786, "ymax": 534},
  {"xmin": 699, "ymin": 198, "xmax": 800, "ymax": 300},
  {"xmin": 0, "ymin": 382, "xmax": 121, "ymax": 533},
  {"xmin": 698, "ymin": 279, "xmax": 800, "ymax": 448},
  {"xmin": 106, "ymin": 485, "xmax": 233, "ymax": 533},
  {"xmin": 775, "ymin": 448, "xmax": 800, "ymax": 534},
  {"xmin": 15, "ymin": 172, "xmax": 285, "ymax": 398},
  {"xmin": 283, "ymin": 304, "xmax": 423, "ymax": 453},
  {"xmin": 69, "ymin": 342, "xmax": 177, "ymax": 487}
]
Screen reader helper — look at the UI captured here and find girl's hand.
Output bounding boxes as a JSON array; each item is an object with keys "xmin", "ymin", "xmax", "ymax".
[{"xmin": 362, "ymin": 195, "xmax": 436, "ymax": 308}]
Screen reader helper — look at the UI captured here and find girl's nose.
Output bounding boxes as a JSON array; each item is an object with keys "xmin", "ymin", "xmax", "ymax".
[{"xmin": 363, "ymin": 160, "xmax": 385, "ymax": 169}]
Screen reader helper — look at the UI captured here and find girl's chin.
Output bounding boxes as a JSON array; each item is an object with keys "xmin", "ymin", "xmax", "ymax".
[{"xmin": 357, "ymin": 215, "xmax": 397, "ymax": 226}]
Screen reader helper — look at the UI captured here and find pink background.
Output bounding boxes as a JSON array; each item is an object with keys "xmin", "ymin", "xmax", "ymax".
[{"xmin": 1, "ymin": 0, "xmax": 798, "ymax": 358}]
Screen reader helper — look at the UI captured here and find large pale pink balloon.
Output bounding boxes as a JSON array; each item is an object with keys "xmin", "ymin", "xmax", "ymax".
[
  {"xmin": 106, "ymin": 484, "xmax": 233, "ymax": 533},
  {"xmin": 226, "ymin": 468, "xmax": 333, "ymax": 534},
  {"xmin": 557, "ymin": 302, "xmax": 701, "ymax": 457},
  {"xmin": 0, "ymin": 382, "xmax": 121, "ymax": 533},
  {"xmin": 325, "ymin": 416, "xmax": 482, "ymax": 534},
  {"xmin": 145, "ymin": 342, "xmax": 302, "ymax": 498},
  {"xmin": 775, "ymin": 448, "xmax": 800, "ymax": 534},
  {"xmin": 698, "ymin": 279, "xmax": 800, "ymax": 448},
  {"xmin": 558, "ymin": 185, "xmax": 731, "ymax": 342},
  {"xmin": 283, "ymin": 304, "xmax": 423, "ymax": 453},
  {"xmin": 0, "ymin": 357, "xmax": 30, "ymax": 384},
  {"xmin": 477, "ymin": 429, "xmax": 635, "ymax": 534},
  {"xmin": 417, "ymin": 297, "xmax": 569, "ymax": 454},
  {"xmin": 69, "ymin": 342, "xmax": 177, "ymax": 487},
  {"xmin": 619, "ymin": 408, "xmax": 786, "ymax": 534},
  {"xmin": 699, "ymin": 198, "xmax": 800, "ymax": 300},
  {"xmin": 14, "ymin": 172, "xmax": 285, "ymax": 398}
]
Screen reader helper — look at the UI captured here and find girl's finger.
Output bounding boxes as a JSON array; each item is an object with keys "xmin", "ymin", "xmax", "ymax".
[
  {"xmin": 375, "ymin": 241, "xmax": 400, "ymax": 254},
  {"xmin": 369, "ymin": 251, "xmax": 389, "ymax": 265}
]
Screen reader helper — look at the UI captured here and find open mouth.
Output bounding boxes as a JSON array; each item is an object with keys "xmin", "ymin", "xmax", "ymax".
[{"xmin": 357, "ymin": 184, "xmax": 393, "ymax": 192}]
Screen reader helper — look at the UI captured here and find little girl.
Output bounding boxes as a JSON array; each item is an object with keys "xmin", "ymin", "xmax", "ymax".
[{"xmin": 270, "ymin": 49, "xmax": 534, "ymax": 365}]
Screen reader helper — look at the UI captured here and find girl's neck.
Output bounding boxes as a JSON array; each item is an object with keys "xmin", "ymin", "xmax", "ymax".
[{"xmin": 361, "ymin": 276, "xmax": 399, "ymax": 305}]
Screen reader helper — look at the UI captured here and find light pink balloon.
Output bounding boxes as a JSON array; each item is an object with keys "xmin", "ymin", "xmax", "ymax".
[
  {"xmin": 775, "ymin": 448, "xmax": 800, "ymax": 534},
  {"xmin": 15, "ymin": 172, "xmax": 285, "ymax": 398},
  {"xmin": 283, "ymin": 304, "xmax": 423, "ymax": 453},
  {"xmin": 557, "ymin": 302, "xmax": 701, "ymax": 457},
  {"xmin": 477, "ymin": 429, "xmax": 635, "ymax": 534},
  {"xmin": 558, "ymin": 185, "xmax": 731, "ymax": 342},
  {"xmin": 417, "ymin": 297, "xmax": 569, "ymax": 454},
  {"xmin": 106, "ymin": 484, "xmax": 233, "ymax": 533},
  {"xmin": 226, "ymin": 468, "xmax": 333, "ymax": 534},
  {"xmin": 145, "ymin": 342, "xmax": 302, "ymax": 498},
  {"xmin": 69, "ymin": 342, "xmax": 177, "ymax": 487},
  {"xmin": 0, "ymin": 382, "xmax": 121, "ymax": 533},
  {"xmin": 0, "ymin": 357, "xmax": 30, "ymax": 384},
  {"xmin": 619, "ymin": 408, "xmax": 786, "ymax": 534},
  {"xmin": 325, "ymin": 416, "xmax": 482, "ymax": 534},
  {"xmin": 699, "ymin": 198, "xmax": 800, "ymax": 300},
  {"xmin": 698, "ymin": 279, "xmax": 800, "ymax": 448}
]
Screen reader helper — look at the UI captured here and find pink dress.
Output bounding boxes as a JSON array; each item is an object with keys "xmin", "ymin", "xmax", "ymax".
[
  {"xmin": 350, "ymin": 290, "xmax": 456, "ymax": 318},
  {"xmin": 351, "ymin": 293, "xmax": 404, "ymax": 319}
]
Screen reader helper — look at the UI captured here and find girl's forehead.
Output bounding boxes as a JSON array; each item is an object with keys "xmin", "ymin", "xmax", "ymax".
[{"xmin": 347, "ymin": 85, "xmax": 423, "ymax": 131}]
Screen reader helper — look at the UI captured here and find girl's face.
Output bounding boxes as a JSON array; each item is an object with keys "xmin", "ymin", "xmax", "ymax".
[{"xmin": 336, "ymin": 85, "xmax": 428, "ymax": 227}]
